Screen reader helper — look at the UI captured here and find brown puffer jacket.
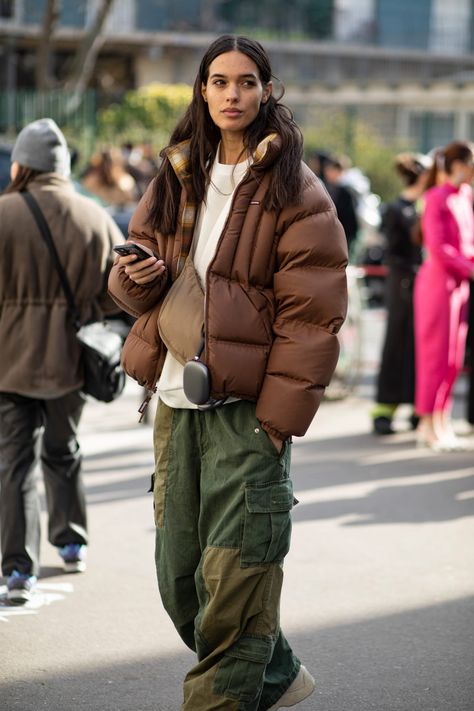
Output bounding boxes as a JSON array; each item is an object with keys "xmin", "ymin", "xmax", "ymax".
[{"xmin": 108, "ymin": 137, "xmax": 348, "ymax": 439}]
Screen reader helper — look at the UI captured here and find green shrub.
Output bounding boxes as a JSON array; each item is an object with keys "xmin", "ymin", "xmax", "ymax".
[{"xmin": 97, "ymin": 82, "xmax": 193, "ymax": 150}]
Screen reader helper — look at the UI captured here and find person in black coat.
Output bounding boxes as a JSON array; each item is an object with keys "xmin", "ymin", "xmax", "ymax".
[
  {"xmin": 324, "ymin": 155, "xmax": 359, "ymax": 253},
  {"xmin": 371, "ymin": 152, "xmax": 432, "ymax": 434}
]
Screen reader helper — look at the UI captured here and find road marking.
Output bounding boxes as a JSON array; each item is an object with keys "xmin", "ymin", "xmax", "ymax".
[{"xmin": 0, "ymin": 581, "xmax": 73, "ymax": 622}]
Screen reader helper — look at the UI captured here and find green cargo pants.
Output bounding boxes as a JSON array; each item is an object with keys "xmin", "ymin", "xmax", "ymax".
[{"xmin": 153, "ymin": 399, "xmax": 300, "ymax": 710}]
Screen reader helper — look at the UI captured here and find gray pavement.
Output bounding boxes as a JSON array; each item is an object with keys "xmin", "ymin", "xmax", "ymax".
[{"xmin": 1, "ymin": 313, "xmax": 474, "ymax": 710}]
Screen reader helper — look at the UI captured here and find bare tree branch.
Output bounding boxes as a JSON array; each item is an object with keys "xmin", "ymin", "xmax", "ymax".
[
  {"xmin": 35, "ymin": 0, "xmax": 60, "ymax": 91},
  {"xmin": 65, "ymin": 0, "xmax": 116, "ymax": 112}
]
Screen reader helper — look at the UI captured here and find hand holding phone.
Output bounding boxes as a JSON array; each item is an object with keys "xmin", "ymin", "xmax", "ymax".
[
  {"xmin": 114, "ymin": 241, "xmax": 165, "ymax": 285},
  {"xmin": 113, "ymin": 241, "xmax": 155, "ymax": 261}
]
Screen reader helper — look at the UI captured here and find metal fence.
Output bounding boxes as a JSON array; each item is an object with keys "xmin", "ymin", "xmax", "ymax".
[{"xmin": 0, "ymin": 90, "xmax": 97, "ymax": 158}]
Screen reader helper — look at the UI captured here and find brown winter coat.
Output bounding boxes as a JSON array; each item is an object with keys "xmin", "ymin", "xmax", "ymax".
[
  {"xmin": 108, "ymin": 138, "xmax": 348, "ymax": 439},
  {"xmin": 0, "ymin": 173, "xmax": 123, "ymax": 398}
]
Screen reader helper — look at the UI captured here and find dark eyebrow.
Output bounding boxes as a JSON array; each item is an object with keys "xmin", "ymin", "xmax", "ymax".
[{"xmin": 209, "ymin": 73, "xmax": 258, "ymax": 80}]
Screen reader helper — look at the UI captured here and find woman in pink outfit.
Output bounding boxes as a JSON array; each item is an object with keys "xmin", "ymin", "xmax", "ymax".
[{"xmin": 414, "ymin": 141, "xmax": 474, "ymax": 449}]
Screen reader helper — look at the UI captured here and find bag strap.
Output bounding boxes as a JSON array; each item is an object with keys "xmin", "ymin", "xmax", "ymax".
[{"xmin": 21, "ymin": 191, "xmax": 81, "ymax": 330}]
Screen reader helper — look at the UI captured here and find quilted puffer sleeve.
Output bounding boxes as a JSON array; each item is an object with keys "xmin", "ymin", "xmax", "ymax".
[
  {"xmin": 256, "ymin": 176, "xmax": 348, "ymax": 440},
  {"xmin": 108, "ymin": 181, "xmax": 168, "ymax": 317}
]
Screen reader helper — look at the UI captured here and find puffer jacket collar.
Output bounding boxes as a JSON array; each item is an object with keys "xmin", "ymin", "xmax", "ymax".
[{"xmin": 164, "ymin": 132, "xmax": 279, "ymax": 183}]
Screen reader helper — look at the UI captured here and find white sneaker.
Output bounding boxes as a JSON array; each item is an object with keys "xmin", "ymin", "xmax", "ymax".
[{"xmin": 267, "ymin": 665, "xmax": 316, "ymax": 710}]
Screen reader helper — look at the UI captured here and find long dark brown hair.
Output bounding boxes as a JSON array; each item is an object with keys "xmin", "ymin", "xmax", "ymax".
[
  {"xmin": 81, "ymin": 150, "xmax": 121, "ymax": 187},
  {"xmin": 148, "ymin": 35, "xmax": 304, "ymax": 235},
  {"xmin": 4, "ymin": 164, "xmax": 42, "ymax": 194}
]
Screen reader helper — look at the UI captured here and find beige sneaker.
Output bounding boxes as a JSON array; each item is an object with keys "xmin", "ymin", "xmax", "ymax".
[{"xmin": 267, "ymin": 665, "xmax": 316, "ymax": 710}]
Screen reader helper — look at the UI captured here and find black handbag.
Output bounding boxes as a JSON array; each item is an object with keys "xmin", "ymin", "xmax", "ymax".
[{"xmin": 21, "ymin": 191, "xmax": 126, "ymax": 403}]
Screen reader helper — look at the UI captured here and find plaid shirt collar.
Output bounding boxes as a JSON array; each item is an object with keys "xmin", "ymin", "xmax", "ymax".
[
  {"xmin": 165, "ymin": 140, "xmax": 195, "ymax": 274},
  {"xmin": 164, "ymin": 134, "xmax": 278, "ymax": 275}
]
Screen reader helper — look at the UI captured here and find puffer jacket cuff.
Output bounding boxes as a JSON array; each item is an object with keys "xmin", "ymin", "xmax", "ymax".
[{"xmin": 108, "ymin": 262, "xmax": 166, "ymax": 316}]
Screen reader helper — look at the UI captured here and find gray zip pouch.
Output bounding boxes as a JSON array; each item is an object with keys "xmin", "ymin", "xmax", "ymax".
[{"xmin": 183, "ymin": 358, "xmax": 212, "ymax": 405}]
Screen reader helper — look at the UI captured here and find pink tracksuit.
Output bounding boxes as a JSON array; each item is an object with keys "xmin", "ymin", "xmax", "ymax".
[{"xmin": 414, "ymin": 182, "xmax": 474, "ymax": 415}]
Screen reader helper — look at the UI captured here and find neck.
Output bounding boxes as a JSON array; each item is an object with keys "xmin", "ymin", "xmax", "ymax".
[
  {"xmin": 447, "ymin": 177, "xmax": 463, "ymax": 188},
  {"xmin": 401, "ymin": 186, "xmax": 421, "ymax": 201},
  {"xmin": 219, "ymin": 134, "xmax": 247, "ymax": 165}
]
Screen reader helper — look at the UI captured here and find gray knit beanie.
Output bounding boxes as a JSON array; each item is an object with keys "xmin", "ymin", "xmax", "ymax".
[{"xmin": 11, "ymin": 118, "xmax": 70, "ymax": 177}]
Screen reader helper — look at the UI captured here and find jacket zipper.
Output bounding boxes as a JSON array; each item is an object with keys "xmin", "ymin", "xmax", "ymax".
[{"xmin": 203, "ymin": 172, "xmax": 259, "ymax": 360}]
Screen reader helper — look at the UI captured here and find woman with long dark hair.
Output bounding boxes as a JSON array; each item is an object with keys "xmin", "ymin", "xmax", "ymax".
[
  {"xmin": 414, "ymin": 141, "xmax": 474, "ymax": 450},
  {"xmin": 81, "ymin": 148, "xmax": 138, "ymax": 206},
  {"xmin": 109, "ymin": 35, "xmax": 347, "ymax": 710}
]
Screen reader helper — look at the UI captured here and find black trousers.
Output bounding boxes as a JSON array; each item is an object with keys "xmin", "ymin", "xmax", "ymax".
[
  {"xmin": 0, "ymin": 390, "xmax": 87, "ymax": 577},
  {"xmin": 376, "ymin": 268, "xmax": 416, "ymax": 405}
]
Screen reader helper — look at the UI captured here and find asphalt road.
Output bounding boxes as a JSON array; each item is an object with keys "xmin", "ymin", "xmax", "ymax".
[{"xmin": 1, "ymin": 316, "xmax": 473, "ymax": 710}]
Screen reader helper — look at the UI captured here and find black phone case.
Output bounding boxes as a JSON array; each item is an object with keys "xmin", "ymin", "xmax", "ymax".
[{"xmin": 113, "ymin": 244, "xmax": 150, "ymax": 260}]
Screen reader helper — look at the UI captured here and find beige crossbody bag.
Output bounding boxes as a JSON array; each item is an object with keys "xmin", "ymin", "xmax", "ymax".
[{"xmin": 157, "ymin": 257, "xmax": 204, "ymax": 366}]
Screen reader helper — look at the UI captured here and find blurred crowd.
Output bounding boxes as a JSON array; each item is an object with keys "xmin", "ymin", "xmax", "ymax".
[
  {"xmin": 78, "ymin": 141, "xmax": 159, "ymax": 207},
  {"xmin": 69, "ymin": 142, "xmax": 160, "ymax": 237},
  {"xmin": 311, "ymin": 143, "xmax": 474, "ymax": 452}
]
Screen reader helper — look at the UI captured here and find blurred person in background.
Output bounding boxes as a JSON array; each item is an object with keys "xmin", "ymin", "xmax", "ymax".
[
  {"xmin": 307, "ymin": 149, "xmax": 329, "ymax": 182},
  {"xmin": 414, "ymin": 141, "xmax": 474, "ymax": 450},
  {"xmin": 121, "ymin": 141, "xmax": 159, "ymax": 197},
  {"xmin": 109, "ymin": 34, "xmax": 347, "ymax": 711},
  {"xmin": 121, "ymin": 140, "xmax": 142, "ymax": 179},
  {"xmin": 466, "ymin": 282, "xmax": 474, "ymax": 427},
  {"xmin": 324, "ymin": 154, "xmax": 359, "ymax": 255},
  {"xmin": 464, "ymin": 142, "xmax": 474, "ymax": 430},
  {"xmin": 0, "ymin": 119, "xmax": 123, "ymax": 603},
  {"xmin": 371, "ymin": 152, "xmax": 431, "ymax": 434},
  {"xmin": 81, "ymin": 147, "xmax": 139, "ymax": 207}
]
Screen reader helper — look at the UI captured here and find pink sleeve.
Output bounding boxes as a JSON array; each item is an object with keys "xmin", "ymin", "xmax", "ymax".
[{"xmin": 422, "ymin": 190, "xmax": 474, "ymax": 281}]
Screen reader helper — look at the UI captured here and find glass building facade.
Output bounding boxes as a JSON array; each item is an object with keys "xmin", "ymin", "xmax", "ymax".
[{"xmin": 10, "ymin": 1, "xmax": 474, "ymax": 55}]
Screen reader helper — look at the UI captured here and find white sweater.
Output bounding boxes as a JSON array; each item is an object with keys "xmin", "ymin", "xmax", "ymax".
[{"xmin": 157, "ymin": 153, "xmax": 250, "ymax": 408}]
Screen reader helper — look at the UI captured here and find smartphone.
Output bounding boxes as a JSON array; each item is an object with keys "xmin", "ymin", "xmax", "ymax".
[{"xmin": 113, "ymin": 241, "xmax": 155, "ymax": 261}]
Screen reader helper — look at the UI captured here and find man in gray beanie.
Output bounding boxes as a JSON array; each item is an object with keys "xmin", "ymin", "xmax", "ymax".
[
  {"xmin": 11, "ymin": 118, "xmax": 71, "ymax": 177},
  {"xmin": 0, "ymin": 118, "xmax": 124, "ymax": 603}
]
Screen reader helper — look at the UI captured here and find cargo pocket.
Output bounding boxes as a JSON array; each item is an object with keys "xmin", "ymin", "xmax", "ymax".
[
  {"xmin": 213, "ymin": 635, "xmax": 273, "ymax": 702},
  {"xmin": 241, "ymin": 479, "xmax": 294, "ymax": 566}
]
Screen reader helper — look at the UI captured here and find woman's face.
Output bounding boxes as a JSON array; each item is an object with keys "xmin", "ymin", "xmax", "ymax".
[
  {"xmin": 201, "ymin": 50, "xmax": 272, "ymax": 144},
  {"xmin": 450, "ymin": 156, "xmax": 474, "ymax": 186}
]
